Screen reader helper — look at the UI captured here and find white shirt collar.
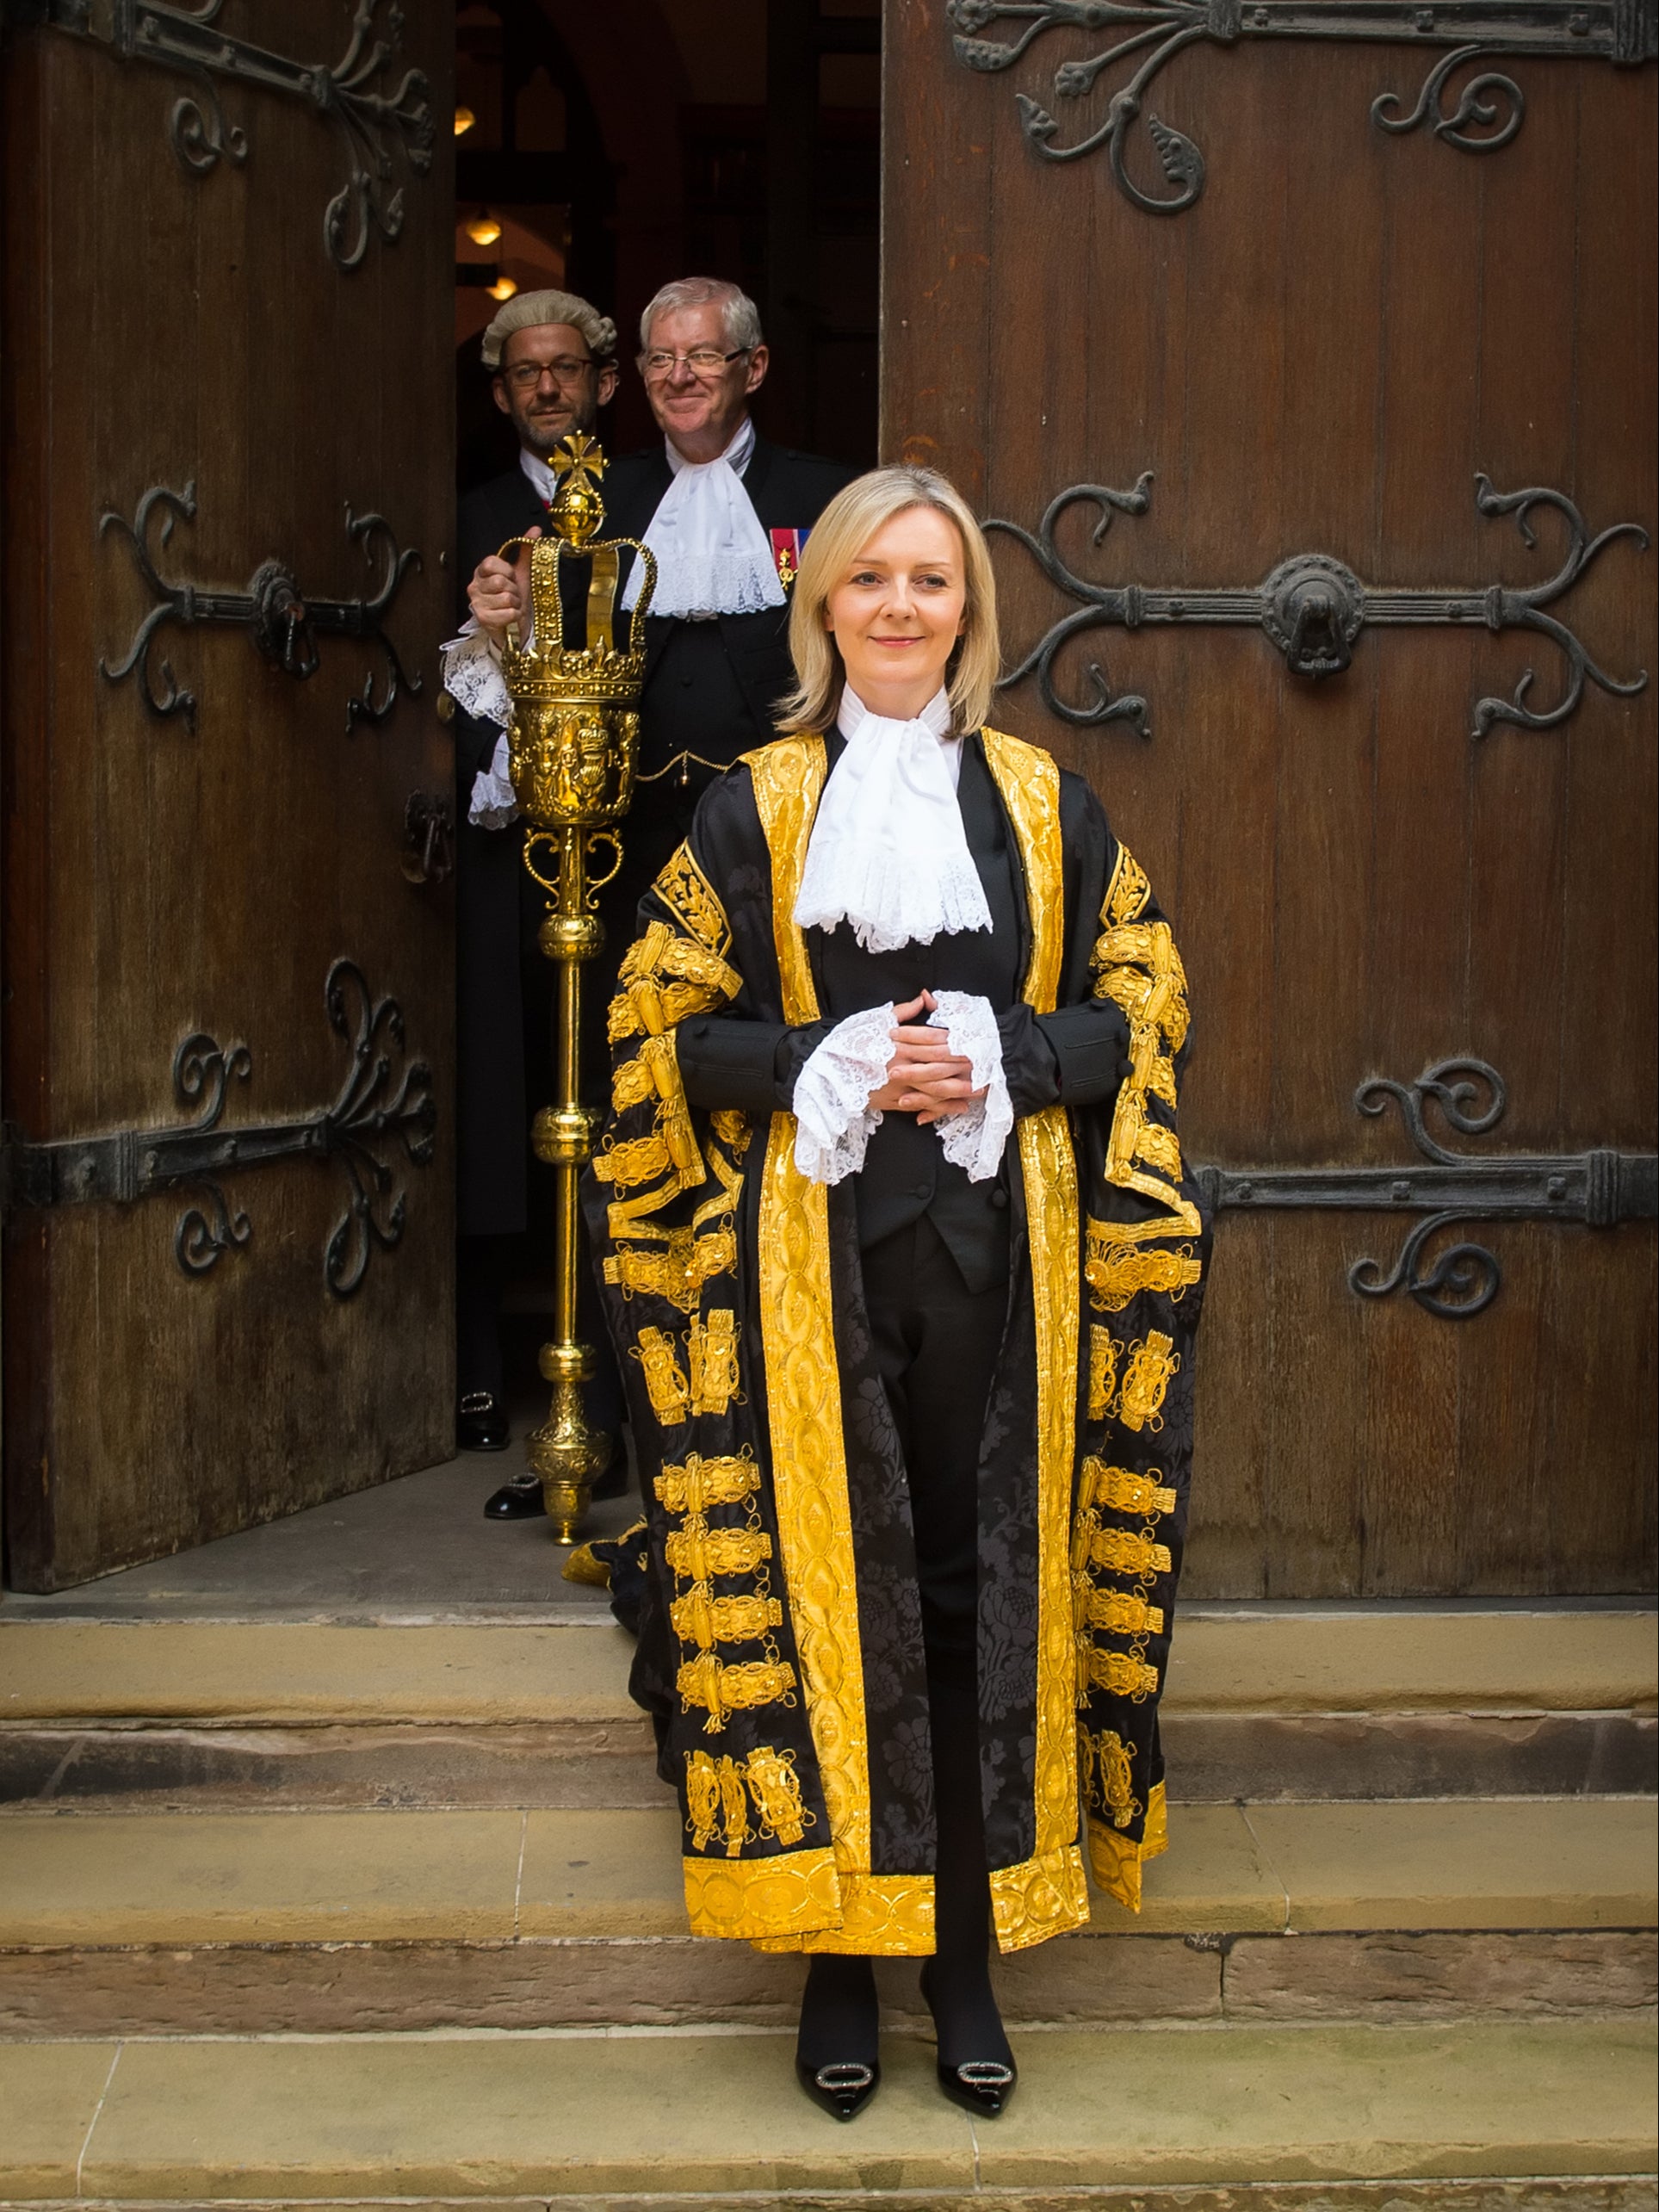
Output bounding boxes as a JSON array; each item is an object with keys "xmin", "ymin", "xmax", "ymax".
[{"xmin": 517, "ymin": 446, "xmax": 558, "ymax": 505}]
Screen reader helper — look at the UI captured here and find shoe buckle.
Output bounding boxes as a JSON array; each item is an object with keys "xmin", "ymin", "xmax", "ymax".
[
  {"xmin": 956, "ymin": 2062, "xmax": 1013, "ymax": 2086},
  {"xmin": 459, "ymin": 1391, "xmax": 497, "ymax": 1414},
  {"xmin": 814, "ymin": 2064, "xmax": 874, "ymax": 2091}
]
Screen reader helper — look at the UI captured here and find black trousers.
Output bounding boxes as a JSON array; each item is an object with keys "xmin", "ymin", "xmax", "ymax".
[{"xmin": 862, "ymin": 1211, "xmax": 1009, "ymax": 1909}]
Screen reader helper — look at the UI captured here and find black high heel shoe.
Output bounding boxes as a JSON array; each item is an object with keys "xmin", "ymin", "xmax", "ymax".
[
  {"xmin": 919, "ymin": 1962, "xmax": 1018, "ymax": 2116},
  {"xmin": 795, "ymin": 2057, "xmax": 881, "ymax": 2122}
]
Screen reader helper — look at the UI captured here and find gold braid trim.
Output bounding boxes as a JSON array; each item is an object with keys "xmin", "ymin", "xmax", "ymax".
[
  {"xmin": 743, "ymin": 738, "xmax": 876, "ymax": 1905},
  {"xmin": 989, "ymin": 1843, "xmax": 1091, "ymax": 1954},
  {"xmin": 752, "ymin": 1872, "xmax": 937, "ymax": 1956},
  {"xmin": 1087, "ymin": 1780, "xmax": 1168, "ymax": 1913},
  {"xmin": 983, "ymin": 729, "xmax": 1081, "ymax": 1909},
  {"xmin": 1080, "ymin": 1459, "xmax": 1177, "ymax": 1517},
  {"xmin": 684, "ymin": 1845, "xmax": 842, "ymax": 1942},
  {"xmin": 743, "ymin": 736, "xmax": 827, "ymax": 1026},
  {"xmin": 1093, "ymin": 915, "xmax": 1202, "ymax": 1242}
]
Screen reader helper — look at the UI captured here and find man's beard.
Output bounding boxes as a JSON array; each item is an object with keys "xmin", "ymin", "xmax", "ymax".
[{"xmin": 515, "ymin": 394, "xmax": 596, "ymax": 455}]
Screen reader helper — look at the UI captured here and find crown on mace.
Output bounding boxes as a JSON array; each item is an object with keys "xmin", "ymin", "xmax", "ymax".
[{"xmin": 498, "ymin": 435, "xmax": 657, "ymax": 704}]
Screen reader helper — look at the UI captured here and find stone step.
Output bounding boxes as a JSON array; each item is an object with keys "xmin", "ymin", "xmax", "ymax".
[
  {"xmin": 3, "ymin": 2016, "xmax": 1654, "ymax": 2206},
  {"xmin": 1, "ymin": 1797, "xmax": 1652, "ymax": 2037},
  {"xmin": 3, "ymin": 1607, "xmax": 1652, "ymax": 1808}
]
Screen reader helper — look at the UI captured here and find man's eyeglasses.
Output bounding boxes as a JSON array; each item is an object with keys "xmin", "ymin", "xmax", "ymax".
[
  {"xmin": 499, "ymin": 357, "xmax": 597, "ymax": 390},
  {"xmin": 640, "ymin": 346, "xmax": 751, "ymax": 381}
]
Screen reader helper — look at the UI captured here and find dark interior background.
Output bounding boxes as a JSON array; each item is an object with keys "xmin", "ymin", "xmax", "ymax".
[{"xmin": 454, "ymin": 0, "xmax": 881, "ymax": 492}]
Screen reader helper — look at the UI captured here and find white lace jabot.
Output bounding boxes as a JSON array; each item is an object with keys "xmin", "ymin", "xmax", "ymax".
[
  {"xmin": 792, "ymin": 685, "xmax": 992, "ymax": 956},
  {"xmin": 619, "ymin": 416, "xmax": 784, "ymax": 620}
]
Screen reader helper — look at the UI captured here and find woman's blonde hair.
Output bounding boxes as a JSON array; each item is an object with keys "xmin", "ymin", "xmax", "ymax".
[{"xmin": 776, "ymin": 465, "xmax": 1000, "ymax": 735}]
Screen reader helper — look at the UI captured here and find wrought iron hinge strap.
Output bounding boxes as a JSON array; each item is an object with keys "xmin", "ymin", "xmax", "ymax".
[
  {"xmin": 1, "ymin": 961, "xmax": 435, "ymax": 1297},
  {"xmin": 6, "ymin": 0, "xmax": 433, "ymax": 270},
  {"xmin": 947, "ymin": 0, "xmax": 1657, "ymax": 212},
  {"xmin": 988, "ymin": 474, "xmax": 1650, "ymax": 737},
  {"xmin": 100, "ymin": 483, "xmax": 422, "ymax": 733},
  {"xmin": 1193, "ymin": 1058, "xmax": 1657, "ymax": 1318}
]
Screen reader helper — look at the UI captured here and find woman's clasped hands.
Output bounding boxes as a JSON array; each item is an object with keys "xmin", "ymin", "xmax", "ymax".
[{"xmin": 870, "ymin": 991, "xmax": 987, "ymax": 1125}]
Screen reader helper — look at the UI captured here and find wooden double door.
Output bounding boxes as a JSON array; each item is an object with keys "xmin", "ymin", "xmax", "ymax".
[
  {"xmin": 882, "ymin": 0, "xmax": 1657, "ymax": 1595},
  {"xmin": 3, "ymin": 0, "xmax": 1654, "ymax": 1598},
  {"xmin": 3, "ymin": 0, "xmax": 457, "ymax": 1589}
]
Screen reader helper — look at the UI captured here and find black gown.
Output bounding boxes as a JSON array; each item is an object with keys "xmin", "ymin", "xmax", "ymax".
[{"xmin": 583, "ymin": 726, "xmax": 1210, "ymax": 1953}]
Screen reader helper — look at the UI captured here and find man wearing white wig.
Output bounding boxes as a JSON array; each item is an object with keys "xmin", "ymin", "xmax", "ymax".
[{"xmin": 447, "ymin": 288, "xmax": 622, "ymax": 1507}]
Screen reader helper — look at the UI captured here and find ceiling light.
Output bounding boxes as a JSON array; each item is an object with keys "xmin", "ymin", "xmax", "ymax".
[
  {"xmin": 487, "ymin": 276, "xmax": 518, "ymax": 301},
  {"xmin": 466, "ymin": 209, "xmax": 503, "ymax": 246},
  {"xmin": 454, "ymin": 106, "xmax": 477, "ymax": 136}
]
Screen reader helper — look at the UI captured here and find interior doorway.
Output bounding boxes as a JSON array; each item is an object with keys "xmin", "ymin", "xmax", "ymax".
[
  {"xmin": 448, "ymin": 0, "xmax": 885, "ymax": 1501},
  {"xmin": 453, "ymin": 0, "xmax": 882, "ymax": 493}
]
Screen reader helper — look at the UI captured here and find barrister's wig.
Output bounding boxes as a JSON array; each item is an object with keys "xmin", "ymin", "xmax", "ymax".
[
  {"xmin": 777, "ymin": 466, "xmax": 1001, "ymax": 739},
  {"xmin": 481, "ymin": 288, "xmax": 617, "ymax": 368}
]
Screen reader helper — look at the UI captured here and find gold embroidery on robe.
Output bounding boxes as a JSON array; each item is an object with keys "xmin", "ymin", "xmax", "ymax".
[
  {"xmin": 1104, "ymin": 843, "xmax": 1153, "ymax": 926},
  {"xmin": 655, "ymin": 1452, "xmax": 758, "ymax": 1514},
  {"xmin": 656, "ymin": 841, "xmax": 731, "ymax": 955},
  {"xmin": 670, "ymin": 1586, "xmax": 785, "ymax": 1650},
  {"xmin": 1088, "ymin": 1327, "xmax": 1120, "ymax": 1422},
  {"xmin": 1088, "ymin": 1527, "xmax": 1173, "ymax": 1577},
  {"xmin": 1117, "ymin": 1330, "xmax": 1180, "ymax": 1433},
  {"xmin": 1085, "ymin": 1229, "xmax": 1204, "ymax": 1313},
  {"xmin": 676, "ymin": 1652, "xmax": 798, "ymax": 1733},
  {"xmin": 636, "ymin": 1327, "xmax": 690, "ymax": 1423},
  {"xmin": 1083, "ymin": 1587, "xmax": 1165, "ymax": 1637},
  {"xmin": 1080, "ymin": 1459, "xmax": 1177, "ymax": 1518},
  {"xmin": 1083, "ymin": 1646, "xmax": 1161, "ymax": 1701},
  {"xmin": 1080, "ymin": 1726, "xmax": 1142, "ymax": 1829},
  {"xmin": 689, "ymin": 1308, "xmax": 740, "ymax": 1415}
]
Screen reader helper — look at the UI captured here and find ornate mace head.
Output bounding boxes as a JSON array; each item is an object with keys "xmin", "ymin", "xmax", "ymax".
[{"xmin": 498, "ymin": 435, "xmax": 657, "ymax": 831}]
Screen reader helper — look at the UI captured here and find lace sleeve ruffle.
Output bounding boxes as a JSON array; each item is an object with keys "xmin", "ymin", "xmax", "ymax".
[
  {"xmin": 791, "ymin": 1002, "xmax": 896, "ymax": 1186},
  {"xmin": 441, "ymin": 617, "xmax": 515, "ymax": 732},
  {"xmin": 928, "ymin": 989, "xmax": 1015, "ymax": 1182}
]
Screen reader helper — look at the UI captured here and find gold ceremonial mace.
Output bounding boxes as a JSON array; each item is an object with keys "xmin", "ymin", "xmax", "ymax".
[{"xmin": 498, "ymin": 435, "xmax": 657, "ymax": 1542}]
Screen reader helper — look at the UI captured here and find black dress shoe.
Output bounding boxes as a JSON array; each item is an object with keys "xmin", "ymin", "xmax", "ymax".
[
  {"xmin": 935, "ymin": 2057, "xmax": 1015, "ymax": 2116},
  {"xmin": 458, "ymin": 1391, "xmax": 510, "ymax": 1453},
  {"xmin": 919, "ymin": 1961, "xmax": 1017, "ymax": 2116},
  {"xmin": 795, "ymin": 2057, "xmax": 880, "ymax": 2122},
  {"xmin": 483, "ymin": 1476, "xmax": 545, "ymax": 1520}
]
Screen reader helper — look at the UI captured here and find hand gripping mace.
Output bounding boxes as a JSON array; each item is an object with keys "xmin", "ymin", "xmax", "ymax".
[{"xmin": 497, "ymin": 436, "xmax": 657, "ymax": 1542}]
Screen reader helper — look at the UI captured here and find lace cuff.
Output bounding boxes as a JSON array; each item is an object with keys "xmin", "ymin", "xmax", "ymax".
[
  {"xmin": 468, "ymin": 731, "xmax": 519, "ymax": 830},
  {"xmin": 928, "ymin": 990, "xmax": 1015, "ymax": 1182},
  {"xmin": 791, "ymin": 1002, "xmax": 895, "ymax": 1186},
  {"xmin": 441, "ymin": 617, "xmax": 515, "ymax": 732}
]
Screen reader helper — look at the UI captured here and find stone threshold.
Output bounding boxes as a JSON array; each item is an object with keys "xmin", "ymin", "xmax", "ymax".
[
  {"xmin": 3, "ymin": 2017, "xmax": 1655, "ymax": 2201},
  {"xmin": 3, "ymin": 1610, "xmax": 1654, "ymax": 1726}
]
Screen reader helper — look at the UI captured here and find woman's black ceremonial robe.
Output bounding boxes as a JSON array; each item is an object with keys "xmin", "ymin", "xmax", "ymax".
[{"xmin": 583, "ymin": 727, "xmax": 1209, "ymax": 1953}]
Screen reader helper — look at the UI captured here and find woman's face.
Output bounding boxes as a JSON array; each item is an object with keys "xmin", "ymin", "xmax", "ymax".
[{"xmin": 824, "ymin": 505, "xmax": 968, "ymax": 714}]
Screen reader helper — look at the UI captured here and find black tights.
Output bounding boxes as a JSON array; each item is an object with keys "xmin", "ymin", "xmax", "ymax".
[{"xmin": 797, "ymin": 1216, "xmax": 1013, "ymax": 2075}]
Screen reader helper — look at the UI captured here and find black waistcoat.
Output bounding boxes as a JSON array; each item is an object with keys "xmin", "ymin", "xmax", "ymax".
[{"xmin": 805, "ymin": 733, "xmax": 1026, "ymax": 1293}]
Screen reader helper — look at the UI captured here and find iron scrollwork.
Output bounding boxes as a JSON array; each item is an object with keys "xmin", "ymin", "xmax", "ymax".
[
  {"xmin": 946, "ymin": 0, "xmax": 1657, "ymax": 213},
  {"xmin": 1198, "ymin": 1058, "xmax": 1657, "ymax": 1319},
  {"xmin": 2, "ymin": 960, "xmax": 436, "ymax": 1298},
  {"xmin": 988, "ymin": 473, "xmax": 1650, "ymax": 737},
  {"xmin": 100, "ymin": 482, "xmax": 422, "ymax": 734},
  {"xmin": 15, "ymin": 0, "xmax": 434, "ymax": 269}
]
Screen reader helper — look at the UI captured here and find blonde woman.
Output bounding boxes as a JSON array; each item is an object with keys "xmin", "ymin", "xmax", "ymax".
[{"xmin": 585, "ymin": 465, "xmax": 1208, "ymax": 2118}]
